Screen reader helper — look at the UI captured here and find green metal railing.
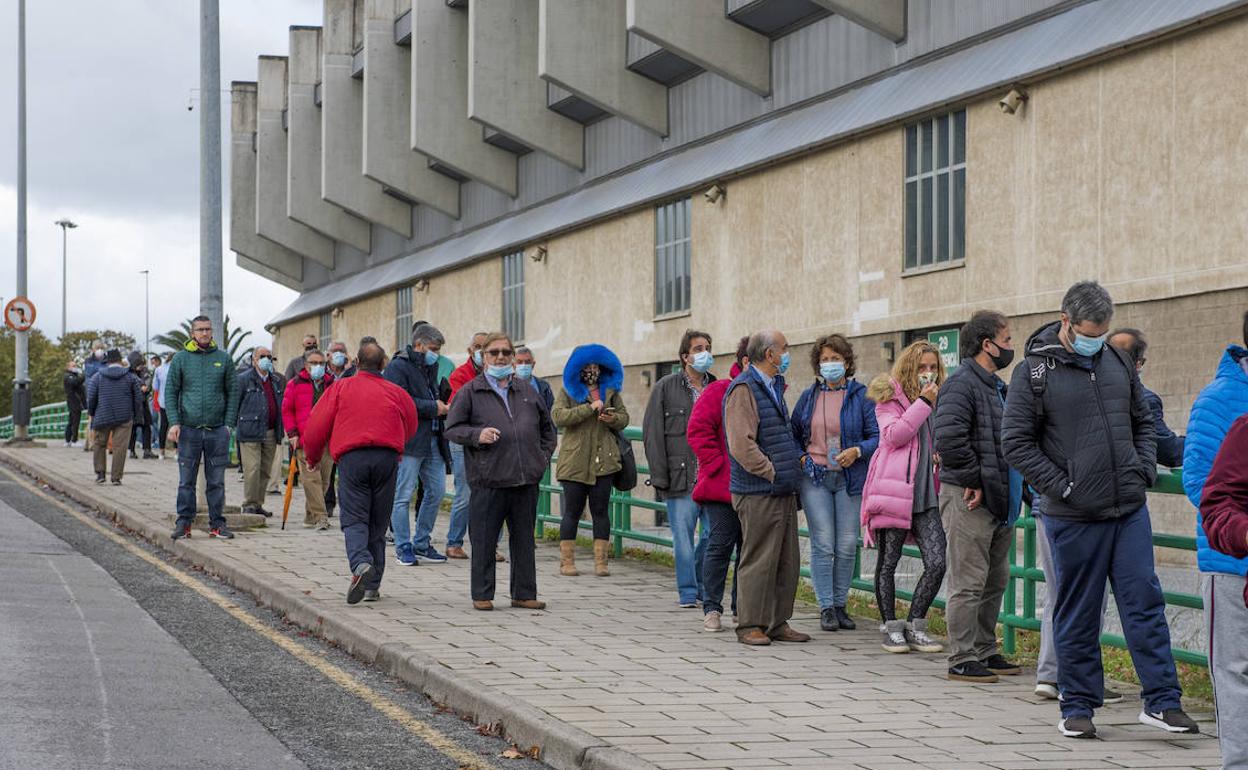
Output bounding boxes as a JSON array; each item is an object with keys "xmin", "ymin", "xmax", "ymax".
[{"xmin": 7, "ymin": 407, "xmax": 1206, "ymax": 666}]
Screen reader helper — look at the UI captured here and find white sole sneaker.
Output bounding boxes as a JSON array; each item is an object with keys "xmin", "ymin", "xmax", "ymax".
[
  {"xmin": 1138, "ymin": 710, "xmax": 1199, "ymax": 733},
  {"xmin": 1058, "ymin": 718, "xmax": 1096, "ymax": 739},
  {"xmin": 1035, "ymin": 683, "xmax": 1059, "ymax": 700}
]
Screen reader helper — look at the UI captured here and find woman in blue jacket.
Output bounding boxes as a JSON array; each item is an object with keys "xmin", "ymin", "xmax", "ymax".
[{"xmin": 790, "ymin": 334, "xmax": 879, "ymax": 632}]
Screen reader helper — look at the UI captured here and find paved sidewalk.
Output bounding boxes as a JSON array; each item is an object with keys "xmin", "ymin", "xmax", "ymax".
[{"xmin": 2, "ymin": 446, "xmax": 1223, "ymax": 770}]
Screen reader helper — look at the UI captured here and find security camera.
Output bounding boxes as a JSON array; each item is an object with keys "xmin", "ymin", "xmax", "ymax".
[
  {"xmin": 999, "ymin": 88, "xmax": 1028, "ymax": 115},
  {"xmin": 703, "ymin": 184, "xmax": 725, "ymax": 204}
]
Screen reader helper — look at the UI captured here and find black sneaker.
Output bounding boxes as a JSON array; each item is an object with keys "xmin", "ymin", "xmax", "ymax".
[
  {"xmin": 820, "ymin": 608, "xmax": 839, "ymax": 632},
  {"xmin": 347, "ymin": 563, "xmax": 375, "ymax": 605},
  {"xmin": 1102, "ymin": 688, "xmax": 1125, "ymax": 705},
  {"xmin": 948, "ymin": 660, "xmax": 999, "ymax": 683},
  {"xmin": 1059, "ymin": 716, "xmax": 1096, "ymax": 739},
  {"xmin": 171, "ymin": 524, "xmax": 192, "ymax": 540},
  {"xmin": 981, "ymin": 654, "xmax": 1022, "ymax": 675},
  {"xmin": 833, "ymin": 606, "xmax": 855, "ymax": 630},
  {"xmin": 362, "ymin": 589, "xmax": 380, "ymax": 602},
  {"xmin": 257, "ymin": 507, "xmax": 273, "ymax": 518},
  {"xmin": 1138, "ymin": 709, "xmax": 1199, "ymax": 734},
  {"xmin": 209, "ymin": 526, "xmax": 235, "ymax": 540},
  {"xmin": 111, "ymin": 479, "xmax": 122, "ymax": 486},
  {"xmin": 95, "ymin": 473, "xmax": 106, "ymax": 484}
]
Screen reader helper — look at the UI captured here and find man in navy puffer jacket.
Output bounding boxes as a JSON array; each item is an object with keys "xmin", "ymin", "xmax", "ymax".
[{"xmin": 86, "ymin": 349, "xmax": 144, "ymax": 485}]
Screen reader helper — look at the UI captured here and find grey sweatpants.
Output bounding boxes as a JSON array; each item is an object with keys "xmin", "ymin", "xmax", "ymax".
[
  {"xmin": 1205, "ymin": 573, "xmax": 1248, "ymax": 770},
  {"xmin": 1034, "ymin": 510, "xmax": 1108, "ymax": 683}
]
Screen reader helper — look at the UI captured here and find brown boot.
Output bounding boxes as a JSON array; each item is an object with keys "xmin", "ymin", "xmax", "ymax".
[
  {"xmin": 559, "ymin": 540, "xmax": 578, "ymax": 576},
  {"xmin": 593, "ymin": 539, "xmax": 610, "ymax": 576}
]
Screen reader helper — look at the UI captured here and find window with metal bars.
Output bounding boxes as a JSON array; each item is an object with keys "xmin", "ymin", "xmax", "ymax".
[
  {"xmin": 655, "ymin": 197, "xmax": 692, "ymax": 316},
  {"xmin": 502, "ymin": 251, "xmax": 525, "ymax": 342},
  {"xmin": 905, "ymin": 110, "xmax": 966, "ymax": 271},
  {"xmin": 395, "ymin": 285, "xmax": 413, "ymax": 352},
  {"xmin": 318, "ymin": 311, "xmax": 332, "ymax": 353}
]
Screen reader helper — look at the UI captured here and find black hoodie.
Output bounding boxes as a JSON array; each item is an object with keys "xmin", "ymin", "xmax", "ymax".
[{"xmin": 1001, "ymin": 321, "xmax": 1156, "ymax": 521}]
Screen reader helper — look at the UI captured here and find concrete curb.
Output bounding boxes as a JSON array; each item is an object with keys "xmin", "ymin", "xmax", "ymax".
[{"xmin": 0, "ymin": 451, "xmax": 662, "ymax": 770}]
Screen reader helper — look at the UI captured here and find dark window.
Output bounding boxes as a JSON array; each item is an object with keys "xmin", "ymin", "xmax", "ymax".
[
  {"xmin": 655, "ymin": 197, "xmax": 692, "ymax": 316},
  {"xmin": 905, "ymin": 110, "xmax": 966, "ymax": 271},
  {"xmin": 502, "ymin": 251, "xmax": 525, "ymax": 342}
]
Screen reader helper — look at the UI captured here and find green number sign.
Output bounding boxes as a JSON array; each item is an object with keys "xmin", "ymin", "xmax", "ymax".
[{"xmin": 928, "ymin": 328, "xmax": 960, "ymax": 373}]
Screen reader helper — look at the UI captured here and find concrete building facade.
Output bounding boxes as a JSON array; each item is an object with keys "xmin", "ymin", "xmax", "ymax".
[{"xmin": 233, "ymin": 0, "xmax": 1248, "ymax": 459}]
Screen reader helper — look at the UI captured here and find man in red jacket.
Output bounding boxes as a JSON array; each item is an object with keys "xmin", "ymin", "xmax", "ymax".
[
  {"xmin": 303, "ymin": 342, "xmax": 417, "ymax": 605},
  {"xmin": 1198, "ymin": 412, "xmax": 1248, "ymax": 767}
]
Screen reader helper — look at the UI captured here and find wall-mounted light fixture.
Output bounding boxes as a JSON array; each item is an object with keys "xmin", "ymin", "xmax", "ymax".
[
  {"xmin": 529, "ymin": 245, "xmax": 548, "ymax": 263},
  {"xmin": 414, "ymin": 278, "xmax": 430, "ymax": 292},
  {"xmin": 998, "ymin": 87, "xmax": 1029, "ymax": 115},
  {"xmin": 331, "ymin": 306, "xmax": 344, "ymax": 318},
  {"xmin": 703, "ymin": 183, "xmax": 725, "ymax": 205},
  {"xmin": 641, "ymin": 370, "xmax": 653, "ymax": 389},
  {"xmin": 880, "ymin": 340, "xmax": 895, "ymax": 363}
]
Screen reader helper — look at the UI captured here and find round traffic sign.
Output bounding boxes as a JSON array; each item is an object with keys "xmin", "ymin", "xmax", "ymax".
[{"xmin": 4, "ymin": 297, "xmax": 37, "ymax": 332}]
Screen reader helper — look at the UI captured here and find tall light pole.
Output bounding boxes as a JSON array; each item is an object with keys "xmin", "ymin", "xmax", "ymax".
[
  {"xmin": 55, "ymin": 219, "xmax": 77, "ymax": 339},
  {"xmin": 200, "ymin": 0, "xmax": 223, "ymax": 345},
  {"xmin": 12, "ymin": 0, "xmax": 31, "ymax": 442},
  {"xmin": 139, "ymin": 270, "xmax": 150, "ymax": 355}
]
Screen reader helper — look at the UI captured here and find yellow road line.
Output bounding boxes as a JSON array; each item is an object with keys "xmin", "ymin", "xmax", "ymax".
[{"xmin": 1, "ymin": 467, "xmax": 501, "ymax": 770}]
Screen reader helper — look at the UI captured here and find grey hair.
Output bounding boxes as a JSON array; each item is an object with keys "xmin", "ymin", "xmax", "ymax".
[
  {"xmin": 515, "ymin": 345, "xmax": 533, "ymax": 357},
  {"xmin": 411, "ymin": 322, "xmax": 445, "ymax": 347},
  {"xmin": 745, "ymin": 330, "xmax": 780, "ymax": 364},
  {"xmin": 1061, "ymin": 281, "xmax": 1114, "ymax": 325}
]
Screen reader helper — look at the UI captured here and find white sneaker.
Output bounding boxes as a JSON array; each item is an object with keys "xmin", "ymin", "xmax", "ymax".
[
  {"xmin": 905, "ymin": 619, "xmax": 944, "ymax": 653},
  {"xmin": 881, "ymin": 620, "xmax": 909, "ymax": 653},
  {"xmin": 1035, "ymin": 682, "xmax": 1059, "ymax": 700},
  {"xmin": 703, "ymin": 611, "xmax": 723, "ymax": 632}
]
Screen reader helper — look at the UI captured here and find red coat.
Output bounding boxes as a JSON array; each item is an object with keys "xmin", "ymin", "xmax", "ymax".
[
  {"xmin": 301, "ymin": 371, "xmax": 418, "ymax": 466},
  {"xmin": 448, "ymin": 359, "xmax": 479, "ymax": 401},
  {"xmin": 281, "ymin": 369, "xmax": 336, "ymax": 438},
  {"xmin": 1200, "ymin": 413, "xmax": 1248, "ymax": 608},
  {"xmin": 687, "ymin": 379, "xmax": 732, "ymax": 505}
]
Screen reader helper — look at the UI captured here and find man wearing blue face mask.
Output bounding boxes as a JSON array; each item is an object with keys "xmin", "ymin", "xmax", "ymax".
[
  {"xmin": 326, "ymin": 340, "xmax": 357, "ymax": 380},
  {"xmin": 643, "ymin": 330, "xmax": 717, "ymax": 609},
  {"xmin": 234, "ymin": 345, "xmax": 285, "ymax": 517},
  {"xmin": 1003, "ymin": 281, "xmax": 1196, "ymax": 740}
]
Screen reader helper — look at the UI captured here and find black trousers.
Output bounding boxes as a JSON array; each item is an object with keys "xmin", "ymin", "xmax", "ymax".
[
  {"xmin": 469, "ymin": 483, "xmax": 538, "ymax": 601},
  {"xmin": 559, "ymin": 475, "xmax": 613, "ymax": 540},
  {"xmin": 129, "ymin": 402, "xmax": 152, "ymax": 452},
  {"xmin": 65, "ymin": 405, "xmax": 83, "ymax": 443},
  {"xmin": 337, "ymin": 447, "xmax": 399, "ymax": 591},
  {"xmin": 158, "ymin": 408, "xmax": 170, "ymax": 449}
]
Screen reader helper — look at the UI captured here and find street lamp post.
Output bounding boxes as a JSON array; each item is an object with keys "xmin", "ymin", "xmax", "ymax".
[
  {"xmin": 139, "ymin": 270, "xmax": 150, "ymax": 355},
  {"xmin": 200, "ymin": 0, "xmax": 223, "ymax": 344},
  {"xmin": 12, "ymin": 0, "xmax": 31, "ymax": 442},
  {"xmin": 55, "ymin": 219, "xmax": 77, "ymax": 339}
]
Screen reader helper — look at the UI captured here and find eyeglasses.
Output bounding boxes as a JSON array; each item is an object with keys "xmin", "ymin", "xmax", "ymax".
[
  {"xmin": 484, "ymin": 348, "xmax": 513, "ymax": 358},
  {"xmin": 192, "ymin": 327, "xmax": 212, "ymax": 334}
]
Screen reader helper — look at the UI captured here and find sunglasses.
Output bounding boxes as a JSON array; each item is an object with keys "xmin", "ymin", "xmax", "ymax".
[{"xmin": 484, "ymin": 348, "xmax": 514, "ymax": 358}]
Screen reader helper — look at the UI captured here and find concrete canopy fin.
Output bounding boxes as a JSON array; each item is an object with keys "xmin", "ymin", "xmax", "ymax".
[
  {"xmin": 626, "ymin": 0, "xmax": 770, "ymax": 95},
  {"xmin": 411, "ymin": 0, "xmax": 518, "ymax": 197},
  {"xmin": 538, "ymin": 0, "xmax": 669, "ymax": 136},
  {"xmin": 230, "ymin": 82, "xmax": 304, "ymax": 286},
  {"xmin": 811, "ymin": 0, "xmax": 905, "ymax": 42},
  {"xmin": 467, "ymin": 0, "xmax": 584, "ymax": 170},
  {"xmin": 256, "ymin": 56, "xmax": 336, "ymax": 268},
  {"xmin": 362, "ymin": 0, "xmax": 461, "ymax": 218},
  {"xmin": 236, "ymin": 253, "xmax": 302, "ymax": 291},
  {"xmin": 288, "ymin": 26, "xmax": 372, "ymax": 252},
  {"xmin": 322, "ymin": 0, "xmax": 412, "ymax": 239}
]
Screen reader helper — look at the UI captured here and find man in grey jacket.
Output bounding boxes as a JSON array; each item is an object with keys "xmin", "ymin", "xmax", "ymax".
[{"xmin": 643, "ymin": 330, "xmax": 716, "ymax": 608}]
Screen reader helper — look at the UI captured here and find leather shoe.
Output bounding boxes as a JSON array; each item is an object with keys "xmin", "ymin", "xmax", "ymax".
[
  {"xmin": 495, "ymin": 552, "xmax": 507, "ymax": 563},
  {"xmin": 446, "ymin": 546, "xmax": 468, "ymax": 560},
  {"xmin": 738, "ymin": 629, "xmax": 772, "ymax": 646},
  {"xmin": 769, "ymin": 625, "xmax": 812, "ymax": 643},
  {"xmin": 472, "ymin": 600, "xmax": 493, "ymax": 611},
  {"xmin": 510, "ymin": 599, "xmax": 546, "ymax": 610},
  {"xmin": 834, "ymin": 606, "xmax": 856, "ymax": 630}
]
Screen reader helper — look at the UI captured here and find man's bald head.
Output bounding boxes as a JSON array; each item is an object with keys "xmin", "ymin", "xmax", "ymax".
[{"xmin": 357, "ymin": 342, "xmax": 387, "ymax": 372}]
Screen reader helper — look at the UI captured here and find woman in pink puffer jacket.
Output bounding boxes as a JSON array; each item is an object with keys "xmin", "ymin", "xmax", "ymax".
[{"xmin": 861, "ymin": 340, "xmax": 947, "ymax": 655}]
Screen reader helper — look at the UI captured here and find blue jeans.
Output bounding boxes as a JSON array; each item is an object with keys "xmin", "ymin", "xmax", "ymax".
[
  {"xmin": 666, "ymin": 495, "xmax": 710, "ymax": 604},
  {"xmin": 799, "ymin": 472, "xmax": 861, "ymax": 609},
  {"xmin": 390, "ymin": 454, "xmax": 446, "ymax": 552},
  {"xmin": 701, "ymin": 501, "xmax": 740, "ymax": 615},
  {"xmin": 174, "ymin": 425, "xmax": 229, "ymax": 529},
  {"xmin": 447, "ymin": 442, "xmax": 470, "ymax": 548}
]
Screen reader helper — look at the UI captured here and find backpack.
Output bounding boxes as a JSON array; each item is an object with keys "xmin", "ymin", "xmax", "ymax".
[{"xmin": 1026, "ymin": 345, "xmax": 1139, "ymax": 420}]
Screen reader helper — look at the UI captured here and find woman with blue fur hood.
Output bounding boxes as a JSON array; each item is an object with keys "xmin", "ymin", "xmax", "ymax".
[{"xmin": 552, "ymin": 344, "xmax": 630, "ymax": 578}]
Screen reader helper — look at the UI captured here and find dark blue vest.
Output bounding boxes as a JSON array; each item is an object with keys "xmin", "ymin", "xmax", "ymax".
[{"xmin": 726, "ymin": 368, "xmax": 803, "ymax": 496}]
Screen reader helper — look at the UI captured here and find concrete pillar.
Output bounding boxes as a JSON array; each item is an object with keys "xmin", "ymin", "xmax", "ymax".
[
  {"xmin": 538, "ymin": 0, "xmax": 668, "ymax": 136},
  {"xmin": 811, "ymin": 0, "xmax": 906, "ymax": 41},
  {"xmin": 626, "ymin": 0, "xmax": 770, "ymax": 95},
  {"xmin": 468, "ymin": 0, "xmax": 584, "ymax": 170},
  {"xmin": 362, "ymin": 0, "xmax": 460, "ymax": 218},
  {"xmin": 411, "ymin": 0, "xmax": 517, "ymax": 196},
  {"xmin": 287, "ymin": 26, "xmax": 371, "ymax": 252},
  {"xmin": 322, "ymin": 0, "xmax": 412, "ymax": 238},
  {"xmin": 256, "ymin": 56, "xmax": 336, "ymax": 268},
  {"xmin": 229, "ymin": 81, "xmax": 304, "ymax": 286}
]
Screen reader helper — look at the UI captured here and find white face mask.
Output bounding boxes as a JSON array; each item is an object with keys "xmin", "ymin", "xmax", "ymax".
[{"xmin": 918, "ymin": 372, "xmax": 937, "ymax": 388}]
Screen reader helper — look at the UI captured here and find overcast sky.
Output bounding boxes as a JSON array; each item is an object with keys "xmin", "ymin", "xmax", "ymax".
[{"xmin": 0, "ymin": 0, "xmax": 326, "ymax": 352}]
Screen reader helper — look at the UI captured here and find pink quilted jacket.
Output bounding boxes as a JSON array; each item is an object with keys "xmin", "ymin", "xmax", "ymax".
[{"xmin": 860, "ymin": 377, "xmax": 938, "ymax": 546}]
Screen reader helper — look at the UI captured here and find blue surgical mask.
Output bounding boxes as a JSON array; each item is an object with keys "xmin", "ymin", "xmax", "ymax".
[
  {"xmin": 778, "ymin": 351, "xmax": 791, "ymax": 374},
  {"xmin": 690, "ymin": 350, "xmax": 714, "ymax": 373},
  {"xmin": 820, "ymin": 361, "xmax": 846, "ymax": 383},
  {"xmin": 487, "ymin": 364, "xmax": 514, "ymax": 379},
  {"xmin": 309, "ymin": 364, "xmax": 325, "ymax": 380},
  {"xmin": 1072, "ymin": 331, "xmax": 1107, "ymax": 357},
  {"xmin": 472, "ymin": 350, "xmax": 483, "ymax": 367},
  {"xmin": 423, "ymin": 350, "xmax": 439, "ymax": 366},
  {"xmin": 257, "ymin": 356, "xmax": 272, "ymax": 373},
  {"xmin": 515, "ymin": 364, "xmax": 534, "ymax": 380},
  {"xmin": 330, "ymin": 351, "xmax": 347, "ymax": 367}
]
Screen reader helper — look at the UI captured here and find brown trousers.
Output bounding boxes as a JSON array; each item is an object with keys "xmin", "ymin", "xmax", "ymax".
[
  {"xmin": 298, "ymin": 448, "xmax": 333, "ymax": 525},
  {"xmin": 93, "ymin": 422, "xmax": 132, "ymax": 482},
  {"xmin": 733, "ymin": 493, "xmax": 800, "ymax": 638},
  {"xmin": 239, "ymin": 430, "xmax": 277, "ymax": 509},
  {"xmin": 940, "ymin": 483, "xmax": 1013, "ymax": 666}
]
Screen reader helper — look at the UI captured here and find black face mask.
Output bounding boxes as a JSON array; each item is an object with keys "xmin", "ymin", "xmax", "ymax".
[{"xmin": 986, "ymin": 342, "xmax": 1015, "ymax": 371}]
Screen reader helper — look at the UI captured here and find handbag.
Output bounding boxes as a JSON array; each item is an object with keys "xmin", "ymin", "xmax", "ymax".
[{"xmin": 612, "ymin": 428, "xmax": 637, "ymax": 492}]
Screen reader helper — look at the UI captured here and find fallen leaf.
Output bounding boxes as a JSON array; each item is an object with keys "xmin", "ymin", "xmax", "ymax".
[{"xmin": 500, "ymin": 748, "xmax": 524, "ymax": 759}]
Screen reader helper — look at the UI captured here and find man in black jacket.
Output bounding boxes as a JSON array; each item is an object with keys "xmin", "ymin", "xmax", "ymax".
[
  {"xmin": 1002, "ymin": 281, "xmax": 1195, "ymax": 740},
  {"xmin": 935, "ymin": 310, "xmax": 1022, "ymax": 684},
  {"xmin": 643, "ymin": 330, "xmax": 716, "ymax": 608},
  {"xmin": 63, "ymin": 360, "xmax": 87, "ymax": 447},
  {"xmin": 234, "ymin": 346, "xmax": 285, "ymax": 516},
  {"xmin": 446, "ymin": 332, "xmax": 557, "ymax": 611},
  {"xmin": 86, "ymin": 349, "xmax": 144, "ymax": 485}
]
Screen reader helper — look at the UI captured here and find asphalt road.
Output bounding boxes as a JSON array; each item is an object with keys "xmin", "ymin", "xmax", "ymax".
[{"xmin": 0, "ymin": 469, "xmax": 548, "ymax": 770}]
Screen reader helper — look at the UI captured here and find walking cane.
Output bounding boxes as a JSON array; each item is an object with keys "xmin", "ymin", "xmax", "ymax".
[{"xmin": 281, "ymin": 450, "xmax": 298, "ymax": 530}]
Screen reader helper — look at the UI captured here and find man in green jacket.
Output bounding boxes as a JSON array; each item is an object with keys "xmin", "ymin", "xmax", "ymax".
[{"xmin": 165, "ymin": 315, "xmax": 240, "ymax": 540}]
